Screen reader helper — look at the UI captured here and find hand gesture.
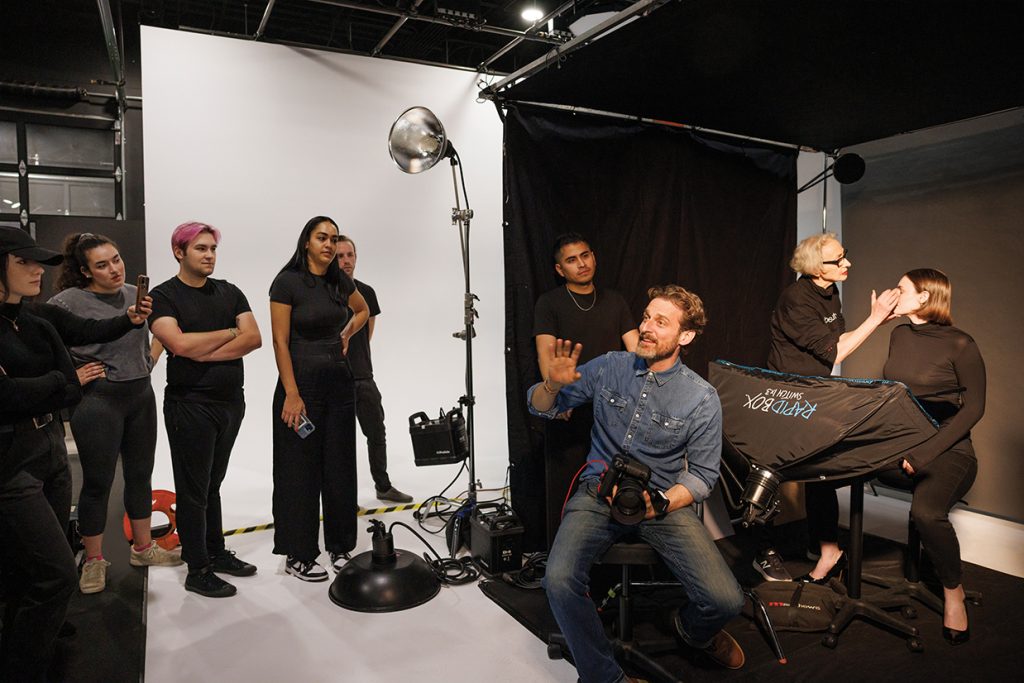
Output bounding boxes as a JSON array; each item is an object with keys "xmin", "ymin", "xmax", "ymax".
[
  {"xmin": 127, "ymin": 295, "xmax": 153, "ymax": 325},
  {"xmin": 340, "ymin": 332, "xmax": 350, "ymax": 356},
  {"xmin": 546, "ymin": 338, "xmax": 582, "ymax": 388},
  {"xmin": 281, "ymin": 393, "xmax": 307, "ymax": 431},
  {"xmin": 76, "ymin": 361, "xmax": 106, "ymax": 386},
  {"xmin": 870, "ymin": 288, "xmax": 899, "ymax": 323}
]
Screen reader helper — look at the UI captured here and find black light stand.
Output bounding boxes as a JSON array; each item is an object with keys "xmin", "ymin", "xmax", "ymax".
[{"xmin": 387, "ymin": 106, "xmax": 479, "ymax": 508}]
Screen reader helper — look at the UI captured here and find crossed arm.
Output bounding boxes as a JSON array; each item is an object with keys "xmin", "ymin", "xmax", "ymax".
[{"xmin": 149, "ymin": 311, "xmax": 262, "ymax": 361}]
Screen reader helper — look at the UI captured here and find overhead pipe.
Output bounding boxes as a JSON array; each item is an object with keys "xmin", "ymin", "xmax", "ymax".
[
  {"xmin": 307, "ymin": 0, "xmax": 561, "ymax": 44},
  {"xmin": 0, "ymin": 81, "xmax": 89, "ymax": 101},
  {"xmin": 371, "ymin": 0, "xmax": 426, "ymax": 57},
  {"xmin": 255, "ymin": 0, "xmax": 277, "ymax": 40},
  {"xmin": 478, "ymin": 0, "xmax": 575, "ymax": 71},
  {"xmin": 480, "ymin": 0, "xmax": 669, "ymax": 98},
  {"xmin": 506, "ymin": 100, "xmax": 808, "ymax": 152}
]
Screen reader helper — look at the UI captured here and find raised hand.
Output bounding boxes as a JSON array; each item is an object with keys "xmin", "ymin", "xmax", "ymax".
[
  {"xmin": 546, "ymin": 338, "xmax": 583, "ymax": 388},
  {"xmin": 870, "ymin": 288, "xmax": 899, "ymax": 322}
]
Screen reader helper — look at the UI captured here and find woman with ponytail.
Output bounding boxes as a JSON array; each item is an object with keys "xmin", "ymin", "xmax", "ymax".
[{"xmin": 48, "ymin": 232, "xmax": 181, "ymax": 595}]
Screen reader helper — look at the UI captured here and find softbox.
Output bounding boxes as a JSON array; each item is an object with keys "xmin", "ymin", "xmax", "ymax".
[{"xmin": 709, "ymin": 360, "xmax": 937, "ymax": 483}]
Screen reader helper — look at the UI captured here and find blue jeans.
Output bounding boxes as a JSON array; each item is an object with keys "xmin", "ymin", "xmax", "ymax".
[{"xmin": 543, "ymin": 479, "xmax": 744, "ymax": 683}]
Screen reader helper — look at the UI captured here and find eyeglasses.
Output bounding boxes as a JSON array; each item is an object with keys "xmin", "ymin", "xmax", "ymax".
[{"xmin": 822, "ymin": 250, "xmax": 849, "ymax": 266}]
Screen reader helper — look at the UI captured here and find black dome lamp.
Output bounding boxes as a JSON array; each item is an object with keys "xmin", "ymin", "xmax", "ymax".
[
  {"xmin": 797, "ymin": 151, "xmax": 866, "ymax": 233},
  {"xmin": 797, "ymin": 152, "xmax": 866, "ymax": 193},
  {"xmin": 329, "ymin": 520, "xmax": 440, "ymax": 612}
]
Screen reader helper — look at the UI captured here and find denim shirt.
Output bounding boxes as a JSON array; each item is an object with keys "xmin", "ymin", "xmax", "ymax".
[{"xmin": 528, "ymin": 351, "xmax": 722, "ymax": 502}]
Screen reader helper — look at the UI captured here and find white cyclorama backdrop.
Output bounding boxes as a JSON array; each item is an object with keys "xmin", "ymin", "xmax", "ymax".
[{"xmin": 141, "ymin": 27, "xmax": 506, "ymax": 530}]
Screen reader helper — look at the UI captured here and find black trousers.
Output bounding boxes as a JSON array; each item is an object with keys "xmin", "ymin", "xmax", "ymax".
[
  {"xmin": 163, "ymin": 398, "xmax": 245, "ymax": 572},
  {"xmin": 0, "ymin": 421, "xmax": 77, "ymax": 683},
  {"xmin": 354, "ymin": 377, "xmax": 390, "ymax": 491},
  {"xmin": 543, "ymin": 404, "xmax": 594, "ymax": 550},
  {"xmin": 877, "ymin": 446, "xmax": 978, "ymax": 588},
  {"xmin": 272, "ymin": 340, "xmax": 357, "ymax": 562},
  {"xmin": 71, "ymin": 377, "xmax": 157, "ymax": 536}
]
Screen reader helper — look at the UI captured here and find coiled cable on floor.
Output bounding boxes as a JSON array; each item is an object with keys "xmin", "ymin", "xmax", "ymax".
[{"xmin": 389, "ymin": 521, "xmax": 479, "ymax": 585}]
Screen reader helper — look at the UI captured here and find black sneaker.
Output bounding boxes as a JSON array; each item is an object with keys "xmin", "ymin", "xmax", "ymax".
[
  {"xmin": 376, "ymin": 486, "xmax": 413, "ymax": 504},
  {"xmin": 753, "ymin": 548, "xmax": 792, "ymax": 582},
  {"xmin": 209, "ymin": 549, "xmax": 257, "ymax": 577},
  {"xmin": 185, "ymin": 568, "xmax": 237, "ymax": 598},
  {"xmin": 285, "ymin": 557, "xmax": 329, "ymax": 582}
]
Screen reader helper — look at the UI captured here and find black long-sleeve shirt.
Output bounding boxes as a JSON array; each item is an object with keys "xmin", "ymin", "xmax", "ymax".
[
  {"xmin": 0, "ymin": 302, "xmax": 82, "ymax": 423},
  {"xmin": 767, "ymin": 276, "xmax": 845, "ymax": 376},
  {"xmin": 883, "ymin": 321, "xmax": 986, "ymax": 469},
  {"xmin": 24, "ymin": 301, "xmax": 138, "ymax": 347}
]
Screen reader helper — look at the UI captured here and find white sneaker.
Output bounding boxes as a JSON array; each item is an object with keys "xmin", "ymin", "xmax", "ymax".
[
  {"xmin": 329, "ymin": 551, "xmax": 352, "ymax": 574},
  {"xmin": 79, "ymin": 558, "xmax": 111, "ymax": 594},
  {"xmin": 130, "ymin": 542, "xmax": 184, "ymax": 567},
  {"xmin": 285, "ymin": 557, "xmax": 329, "ymax": 582}
]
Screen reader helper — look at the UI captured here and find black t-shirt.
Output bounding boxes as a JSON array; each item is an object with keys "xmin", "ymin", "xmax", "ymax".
[
  {"xmin": 150, "ymin": 276, "xmax": 252, "ymax": 402},
  {"xmin": 883, "ymin": 322, "xmax": 986, "ymax": 469},
  {"xmin": 269, "ymin": 269, "xmax": 354, "ymax": 344},
  {"xmin": 767, "ymin": 276, "xmax": 845, "ymax": 376},
  {"xmin": 346, "ymin": 279, "xmax": 380, "ymax": 380},
  {"xmin": 533, "ymin": 285, "xmax": 635, "ymax": 365}
]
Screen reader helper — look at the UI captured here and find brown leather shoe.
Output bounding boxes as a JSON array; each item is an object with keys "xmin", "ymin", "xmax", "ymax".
[{"xmin": 704, "ymin": 629, "xmax": 745, "ymax": 669}]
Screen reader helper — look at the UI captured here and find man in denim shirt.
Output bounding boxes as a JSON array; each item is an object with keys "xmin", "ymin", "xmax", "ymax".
[{"xmin": 529, "ymin": 285, "xmax": 745, "ymax": 682}]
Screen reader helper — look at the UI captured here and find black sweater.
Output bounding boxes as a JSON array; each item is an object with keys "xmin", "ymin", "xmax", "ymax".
[
  {"xmin": 0, "ymin": 302, "xmax": 82, "ymax": 423},
  {"xmin": 883, "ymin": 322, "xmax": 986, "ymax": 469}
]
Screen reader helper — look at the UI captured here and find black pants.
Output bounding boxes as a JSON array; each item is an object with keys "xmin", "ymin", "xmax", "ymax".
[
  {"xmin": 877, "ymin": 446, "xmax": 978, "ymax": 588},
  {"xmin": 163, "ymin": 398, "xmax": 245, "ymax": 571},
  {"xmin": 354, "ymin": 377, "xmax": 390, "ymax": 492},
  {"xmin": 71, "ymin": 377, "xmax": 157, "ymax": 537},
  {"xmin": 0, "ymin": 421, "xmax": 77, "ymax": 683},
  {"xmin": 272, "ymin": 340, "xmax": 357, "ymax": 562},
  {"xmin": 806, "ymin": 480, "xmax": 842, "ymax": 547},
  {"xmin": 543, "ymin": 404, "xmax": 594, "ymax": 550}
]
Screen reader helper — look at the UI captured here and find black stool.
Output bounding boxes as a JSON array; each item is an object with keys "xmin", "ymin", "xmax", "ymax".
[{"xmin": 821, "ymin": 480, "xmax": 923, "ymax": 651}]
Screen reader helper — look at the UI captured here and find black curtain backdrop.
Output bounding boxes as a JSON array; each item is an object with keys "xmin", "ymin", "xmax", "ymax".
[{"xmin": 503, "ymin": 106, "xmax": 797, "ymax": 549}]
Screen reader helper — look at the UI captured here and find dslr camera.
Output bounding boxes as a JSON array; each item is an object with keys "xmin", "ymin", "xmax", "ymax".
[{"xmin": 596, "ymin": 455, "xmax": 669, "ymax": 525}]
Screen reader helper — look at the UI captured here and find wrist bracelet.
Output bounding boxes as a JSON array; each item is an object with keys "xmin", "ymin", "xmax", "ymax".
[
  {"xmin": 229, "ymin": 327, "xmax": 239, "ymax": 339},
  {"xmin": 541, "ymin": 380, "xmax": 560, "ymax": 395}
]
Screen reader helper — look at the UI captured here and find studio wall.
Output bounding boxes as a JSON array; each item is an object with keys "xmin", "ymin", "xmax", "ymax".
[
  {"xmin": 842, "ymin": 110, "xmax": 1024, "ymax": 522},
  {"xmin": 140, "ymin": 27, "xmax": 506, "ymax": 528}
]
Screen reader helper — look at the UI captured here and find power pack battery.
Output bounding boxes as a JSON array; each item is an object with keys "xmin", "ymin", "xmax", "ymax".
[
  {"xmin": 408, "ymin": 407, "xmax": 468, "ymax": 467},
  {"xmin": 469, "ymin": 505, "xmax": 524, "ymax": 575}
]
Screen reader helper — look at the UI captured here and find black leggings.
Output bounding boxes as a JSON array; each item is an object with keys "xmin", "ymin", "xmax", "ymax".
[
  {"xmin": 71, "ymin": 377, "xmax": 157, "ymax": 537},
  {"xmin": 877, "ymin": 446, "xmax": 977, "ymax": 588}
]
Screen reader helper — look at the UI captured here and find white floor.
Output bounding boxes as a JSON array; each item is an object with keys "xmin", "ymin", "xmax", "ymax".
[{"xmin": 144, "ymin": 478, "xmax": 1024, "ymax": 683}]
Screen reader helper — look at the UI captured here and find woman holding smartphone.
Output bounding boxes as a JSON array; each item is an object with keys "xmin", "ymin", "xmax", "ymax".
[
  {"xmin": 269, "ymin": 216, "xmax": 368, "ymax": 581},
  {"xmin": 49, "ymin": 232, "xmax": 180, "ymax": 595}
]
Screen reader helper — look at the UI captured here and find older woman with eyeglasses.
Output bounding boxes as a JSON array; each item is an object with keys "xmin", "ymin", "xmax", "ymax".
[{"xmin": 753, "ymin": 232, "xmax": 899, "ymax": 585}]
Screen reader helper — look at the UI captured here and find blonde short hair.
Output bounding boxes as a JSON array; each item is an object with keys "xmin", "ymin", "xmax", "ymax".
[
  {"xmin": 647, "ymin": 285, "xmax": 707, "ymax": 335},
  {"xmin": 790, "ymin": 232, "xmax": 839, "ymax": 276}
]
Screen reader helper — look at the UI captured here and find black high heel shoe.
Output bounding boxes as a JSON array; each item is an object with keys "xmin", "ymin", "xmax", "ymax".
[
  {"xmin": 942, "ymin": 625, "xmax": 970, "ymax": 646},
  {"xmin": 795, "ymin": 551, "xmax": 847, "ymax": 585},
  {"xmin": 943, "ymin": 604, "xmax": 971, "ymax": 646}
]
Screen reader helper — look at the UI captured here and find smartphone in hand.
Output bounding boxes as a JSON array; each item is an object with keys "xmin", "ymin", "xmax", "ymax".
[
  {"xmin": 135, "ymin": 274, "xmax": 150, "ymax": 310},
  {"xmin": 296, "ymin": 414, "xmax": 315, "ymax": 439}
]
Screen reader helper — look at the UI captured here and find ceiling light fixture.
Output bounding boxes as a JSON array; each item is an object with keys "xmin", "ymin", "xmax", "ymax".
[{"xmin": 522, "ymin": 5, "xmax": 544, "ymax": 23}]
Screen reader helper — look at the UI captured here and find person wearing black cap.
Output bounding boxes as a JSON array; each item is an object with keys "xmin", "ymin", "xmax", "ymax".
[{"xmin": 0, "ymin": 226, "xmax": 84, "ymax": 682}]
